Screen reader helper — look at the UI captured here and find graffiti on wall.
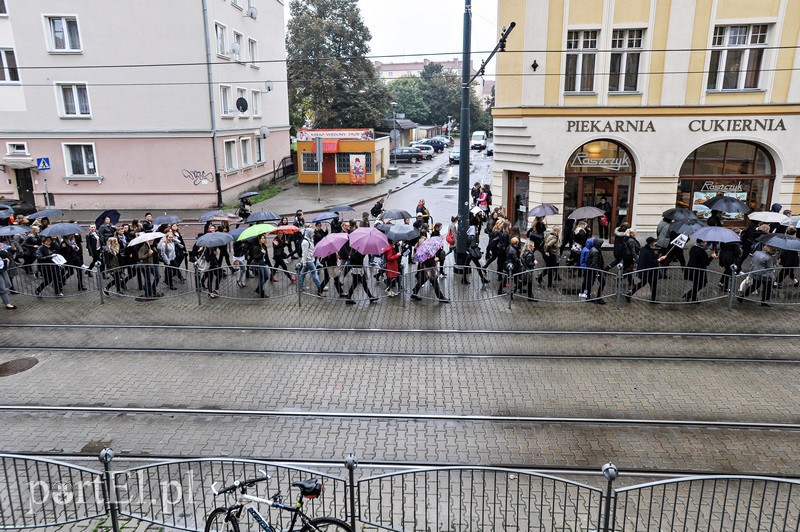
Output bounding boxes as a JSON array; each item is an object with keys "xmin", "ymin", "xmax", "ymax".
[{"xmin": 182, "ymin": 170, "xmax": 214, "ymax": 186}]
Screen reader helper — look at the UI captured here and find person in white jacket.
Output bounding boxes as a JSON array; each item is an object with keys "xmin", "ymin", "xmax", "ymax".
[{"xmin": 299, "ymin": 228, "xmax": 325, "ymax": 296}]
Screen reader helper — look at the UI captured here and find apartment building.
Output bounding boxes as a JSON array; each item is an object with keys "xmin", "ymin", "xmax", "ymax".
[
  {"xmin": 492, "ymin": 0, "xmax": 800, "ymax": 235},
  {"xmin": 0, "ymin": 0, "xmax": 290, "ymax": 210}
]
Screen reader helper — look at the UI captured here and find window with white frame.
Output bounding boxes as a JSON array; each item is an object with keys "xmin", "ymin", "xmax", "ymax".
[
  {"xmin": 0, "ymin": 1, "xmax": 7, "ymax": 15},
  {"xmin": 233, "ymin": 32, "xmax": 243, "ymax": 62},
  {"xmin": 7, "ymin": 142, "xmax": 28, "ymax": 155},
  {"xmin": 232, "ymin": 0, "xmax": 243, "ymax": 8},
  {"xmin": 609, "ymin": 29, "xmax": 643, "ymax": 92},
  {"xmin": 64, "ymin": 144, "xmax": 97, "ymax": 176},
  {"xmin": 0, "ymin": 49, "xmax": 19, "ymax": 82},
  {"xmin": 251, "ymin": 90, "xmax": 262, "ymax": 117},
  {"xmin": 224, "ymin": 140, "xmax": 237, "ymax": 171},
  {"xmin": 240, "ymin": 137, "xmax": 252, "ymax": 167},
  {"xmin": 215, "ymin": 23, "xmax": 227, "ymax": 56},
  {"xmin": 255, "ymin": 137, "xmax": 265, "ymax": 163},
  {"xmin": 237, "ymin": 88, "xmax": 247, "ymax": 116},
  {"xmin": 58, "ymin": 84, "xmax": 90, "ymax": 116},
  {"xmin": 708, "ymin": 24, "xmax": 769, "ymax": 91},
  {"xmin": 301, "ymin": 152, "xmax": 319, "ymax": 173},
  {"xmin": 220, "ymin": 85, "xmax": 232, "ymax": 116},
  {"xmin": 248, "ymin": 38, "xmax": 258, "ymax": 66},
  {"xmin": 47, "ymin": 16, "xmax": 81, "ymax": 51},
  {"xmin": 564, "ymin": 30, "xmax": 598, "ymax": 92}
]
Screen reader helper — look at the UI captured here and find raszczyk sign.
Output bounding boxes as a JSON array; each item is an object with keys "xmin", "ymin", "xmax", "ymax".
[
  {"xmin": 297, "ymin": 129, "xmax": 375, "ymax": 141},
  {"xmin": 700, "ymin": 181, "xmax": 745, "ymax": 193},
  {"xmin": 570, "ymin": 152, "xmax": 631, "ymax": 171}
]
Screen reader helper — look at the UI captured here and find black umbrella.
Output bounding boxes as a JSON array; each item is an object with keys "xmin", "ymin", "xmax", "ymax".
[
  {"xmin": 311, "ymin": 212, "xmax": 340, "ymax": 223},
  {"xmin": 195, "ymin": 232, "xmax": 234, "ymax": 248},
  {"xmin": 757, "ymin": 233, "xmax": 800, "ymax": 251},
  {"xmin": 702, "ymin": 195, "xmax": 749, "ymax": 214},
  {"xmin": 199, "ymin": 210, "xmax": 224, "ymax": 223},
  {"xmin": 382, "ymin": 209, "xmax": 413, "ymax": 221},
  {"xmin": 567, "ymin": 206, "xmax": 605, "ymax": 220},
  {"xmin": 529, "ymin": 204, "xmax": 559, "ymax": 217},
  {"xmin": 0, "ymin": 207, "xmax": 12, "ymax": 220},
  {"xmin": 95, "ymin": 209, "xmax": 121, "ymax": 227},
  {"xmin": 386, "ymin": 224, "xmax": 419, "ymax": 241},
  {"xmin": 238, "ymin": 191, "xmax": 259, "ymax": 199},
  {"xmin": 330, "ymin": 205, "xmax": 355, "ymax": 213},
  {"xmin": 153, "ymin": 214, "xmax": 182, "ymax": 226},
  {"xmin": 662, "ymin": 207, "xmax": 697, "ymax": 221},
  {"xmin": 374, "ymin": 222, "xmax": 390, "ymax": 233},
  {"xmin": 0, "ymin": 225, "xmax": 32, "ymax": 236},
  {"xmin": 27, "ymin": 209, "xmax": 63, "ymax": 220},
  {"xmin": 40, "ymin": 223, "xmax": 83, "ymax": 237},
  {"xmin": 671, "ymin": 219, "xmax": 706, "ymax": 236},
  {"xmin": 247, "ymin": 211, "xmax": 281, "ymax": 223}
]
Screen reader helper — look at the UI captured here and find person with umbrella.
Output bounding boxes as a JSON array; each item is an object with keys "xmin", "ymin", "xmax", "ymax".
[
  {"xmin": 381, "ymin": 241, "xmax": 402, "ymax": 296},
  {"xmin": 683, "ymin": 239, "xmax": 716, "ymax": 302},
  {"xmin": 537, "ymin": 228, "xmax": 560, "ymax": 288},
  {"xmin": 738, "ymin": 245, "xmax": 778, "ymax": 307},
  {"xmin": 237, "ymin": 194, "xmax": 254, "ymax": 220},
  {"xmin": 271, "ymin": 223, "xmax": 296, "ymax": 283},
  {"xmin": 22, "ymin": 226, "xmax": 41, "ymax": 274},
  {"xmin": 137, "ymin": 237, "xmax": 159, "ymax": 298},
  {"xmin": 98, "ymin": 216, "xmax": 116, "ymax": 245},
  {"xmin": 410, "ymin": 237, "xmax": 449, "ymax": 303},
  {"xmin": 0, "ymin": 240, "xmax": 17, "ymax": 309},
  {"xmin": 345, "ymin": 244, "xmax": 377, "ymax": 305},
  {"xmin": 290, "ymin": 210, "xmax": 305, "ymax": 258},
  {"xmin": 718, "ymin": 234, "xmax": 742, "ymax": 292},
  {"xmin": 298, "ymin": 228, "xmax": 325, "ymax": 296},
  {"xmin": 621, "ymin": 227, "xmax": 641, "ymax": 290},
  {"xmin": 86, "ymin": 224, "xmax": 102, "ymax": 273},
  {"xmin": 776, "ymin": 227, "xmax": 799, "ymax": 288},
  {"xmin": 416, "ymin": 199, "xmax": 431, "ymax": 225},
  {"xmin": 102, "ymin": 237, "xmax": 125, "ymax": 295},
  {"xmin": 313, "ymin": 222, "xmax": 328, "ymax": 244},
  {"xmin": 142, "ymin": 213, "xmax": 154, "ymax": 232},
  {"xmin": 158, "ymin": 232, "xmax": 178, "ymax": 290},
  {"xmin": 34, "ymin": 236, "xmax": 63, "ymax": 297},
  {"xmin": 626, "ymin": 237, "xmax": 664, "ymax": 303},
  {"xmin": 60, "ymin": 233, "xmax": 87, "ymax": 291},
  {"xmin": 170, "ymin": 222, "xmax": 187, "ymax": 282},
  {"xmin": 246, "ymin": 234, "xmax": 272, "ymax": 297}
]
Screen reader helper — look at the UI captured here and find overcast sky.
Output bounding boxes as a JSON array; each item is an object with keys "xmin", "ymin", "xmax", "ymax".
[{"xmin": 284, "ymin": 0, "xmax": 500, "ymax": 77}]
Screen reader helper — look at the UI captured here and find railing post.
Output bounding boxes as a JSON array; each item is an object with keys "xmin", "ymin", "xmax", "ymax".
[
  {"xmin": 507, "ymin": 263, "xmax": 514, "ymax": 309},
  {"xmin": 296, "ymin": 263, "xmax": 302, "ymax": 308},
  {"xmin": 601, "ymin": 463, "xmax": 618, "ymax": 532},
  {"xmin": 727, "ymin": 264, "xmax": 738, "ymax": 311},
  {"xmin": 400, "ymin": 263, "xmax": 407, "ymax": 308},
  {"xmin": 194, "ymin": 265, "xmax": 202, "ymax": 307},
  {"xmin": 96, "ymin": 264, "xmax": 104, "ymax": 304},
  {"xmin": 99, "ymin": 448, "xmax": 121, "ymax": 532},
  {"xmin": 345, "ymin": 453, "xmax": 358, "ymax": 531},
  {"xmin": 615, "ymin": 263, "xmax": 623, "ymax": 309}
]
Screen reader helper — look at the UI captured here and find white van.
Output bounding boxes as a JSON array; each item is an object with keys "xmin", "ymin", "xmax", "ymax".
[{"xmin": 470, "ymin": 130, "xmax": 488, "ymax": 150}]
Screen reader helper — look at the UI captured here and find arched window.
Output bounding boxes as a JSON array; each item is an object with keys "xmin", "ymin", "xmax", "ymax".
[{"xmin": 677, "ymin": 141, "xmax": 775, "ymax": 222}]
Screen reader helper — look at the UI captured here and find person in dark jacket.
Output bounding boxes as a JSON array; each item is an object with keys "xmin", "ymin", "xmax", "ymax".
[
  {"xmin": 595, "ymin": 196, "xmax": 612, "ymax": 239},
  {"xmin": 626, "ymin": 237, "xmax": 664, "ymax": 302},
  {"xmin": 608, "ymin": 222, "xmax": 629, "ymax": 269},
  {"xmin": 22, "ymin": 226, "xmax": 41, "ymax": 272},
  {"xmin": 504, "ymin": 237, "xmax": 522, "ymax": 295},
  {"xmin": 271, "ymin": 232, "xmax": 295, "ymax": 282},
  {"xmin": 410, "ymin": 248, "xmax": 448, "ymax": 303},
  {"xmin": 718, "ymin": 239, "xmax": 742, "ymax": 291},
  {"xmin": 34, "ymin": 237, "xmax": 63, "ymax": 297},
  {"xmin": 86, "ymin": 224, "xmax": 102, "ymax": 272},
  {"xmin": 250, "ymin": 234, "xmax": 272, "ymax": 298},
  {"xmin": 60, "ymin": 234, "xmax": 86, "ymax": 291},
  {"xmin": 738, "ymin": 246, "xmax": 778, "ymax": 307},
  {"xmin": 582, "ymin": 238, "xmax": 606, "ymax": 303},
  {"xmin": 345, "ymin": 248, "xmax": 377, "ymax": 304},
  {"xmin": 683, "ymin": 239, "xmax": 716, "ymax": 302},
  {"xmin": 519, "ymin": 241, "xmax": 537, "ymax": 297},
  {"xmin": 462, "ymin": 228, "xmax": 487, "ymax": 285},
  {"xmin": 776, "ymin": 227, "xmax": 799, "ymax": 287},
  {"xmin": 97, "ymin": 217, "xmax": 116, "ymax": 245},
  {"xmin": 290, "ymin": 210, "xmax": 305, "ymax": 258},
  {"xmin": 622, "ymin": 228, "xmax": 641, "ymax": 289},
  {"xmin": 313, "ymin": 222, "xmax": 328, "ymax": 244}
]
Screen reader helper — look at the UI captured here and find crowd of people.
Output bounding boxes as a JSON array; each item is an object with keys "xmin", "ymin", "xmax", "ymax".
[{"xmin": 1, "ymin": 192, "xmax": 797, "ymax": 309}]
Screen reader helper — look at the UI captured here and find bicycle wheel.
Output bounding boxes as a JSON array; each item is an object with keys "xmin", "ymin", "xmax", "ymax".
[
  {"xmin": 301, "ymin": 516, "xmax": 353, "ymax": 532},
  {"xmin": 205, "ymin": 508, "xmax": 240, "ymax": 532}
]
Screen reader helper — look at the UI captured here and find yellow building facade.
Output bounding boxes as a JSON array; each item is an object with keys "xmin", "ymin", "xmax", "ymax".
[{"xmin": 492, "ymin": 0, "xmax": 800, "ymax": 235}]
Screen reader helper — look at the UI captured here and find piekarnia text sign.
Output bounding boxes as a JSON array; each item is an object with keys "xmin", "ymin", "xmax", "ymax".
[{"xmin": 567, "ymin": 120, "xmax": 655, "ymax": 133}]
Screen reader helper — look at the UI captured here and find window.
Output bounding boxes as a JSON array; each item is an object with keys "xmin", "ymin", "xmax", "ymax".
[
  {"xmin": 232, "ymin": 0, "xmax": 243, "ymax": 8},
  {"xmin": 240, "ymin": 137, "xmax": 252, "ymax": 167},
  {"xmin": 215, "ymin": 23, "xmax": 227, "ymax": 56},
  {"xmin": 336, "ymin": 153, "xmax": 372, "ymax": 173},
  {"xmin": 58, "ymin": 84, "xmax": 90, "ymax": 117},
  {"xmin": 64, "ymin": 144, "xmax": 97, "ymax": 176},
  {"xmin": 220, "ymin": 85, "xmax": 232, "ymax": 116},
  {"xmin": 0, "ymin": 49, "xmax": 19, "ymax": 82},
  {"xmin": 237, "ymin": 88, "xmax": 247, "ymax": 116},
  {"xmin": 565, "ymin": 30, "xmax": 598, "ymax": 92},
  {"xmin": 301, "ymin": 152, "xmax": 319, "ymax": 173},
  {"xmin": 47, "ymin": 16, "xmax": 81, "ymax": 51},
  {"xmin": 255, "ymin": 137, "xmax": 265, "ymax": 163},
  {"xmin": 707, "ymin": 24, "xmax": 769, "ymax": 91},
  {"xmin": 6, "ymin": 142, "xmax": 28, "ymax": 155},
  {"xmin": 248, "ymin": 38, "xmax": 258, "ymax": 66},
  {"xmin": 609, "ymin": 29, "xmax": 643, "ymax": 92},
  {"xmin": 0, "ymin": 1, "xmax": 7, "ymax": 15},
  {"xmin": 233, "ymin": 32, "xmax": 243, "ymax": 62},
  {"xmin": 251, "ymin": 90, "xmax": 262, "ymax": 117},
  {"xmin": 224, "ymin": 140, "xmax": 237, "ymax": 171}
]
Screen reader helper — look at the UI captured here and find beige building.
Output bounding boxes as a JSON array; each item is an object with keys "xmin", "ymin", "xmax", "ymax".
[
  {"xmin": 0, "ymin": 0, "xmax": 290, "ymax": 210},
  {"xmin": 492, "ymin": 0, "xmax": 800, "ymax": 236}
]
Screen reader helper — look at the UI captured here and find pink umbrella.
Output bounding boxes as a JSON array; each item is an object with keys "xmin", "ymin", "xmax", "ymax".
[
  {"xmin": 313, "ymin": 233, "xmax": 348, "ymax": 258},
  {"xmin": 349, "ymin": 227, "xmax": 390, "ymax": 255}
]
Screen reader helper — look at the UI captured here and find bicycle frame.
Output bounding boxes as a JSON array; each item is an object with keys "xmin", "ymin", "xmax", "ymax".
[{"xmin": 223, "ymin": 489, "xmax": 311, "ymax": 532}]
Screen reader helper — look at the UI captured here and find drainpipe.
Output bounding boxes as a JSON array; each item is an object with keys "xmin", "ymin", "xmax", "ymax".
[{"xmin": 201, "ymin": 0, "xmax": 224, "ymax": 207}]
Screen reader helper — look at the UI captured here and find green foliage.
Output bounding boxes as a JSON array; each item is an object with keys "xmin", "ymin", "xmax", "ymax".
[
  {"xmin": 286, "ymin": 0, "xmax": 391, "ymax": 129},
  {"xmin": 388, "ymin": 77, "xmax": 430, "ymax": 124}
]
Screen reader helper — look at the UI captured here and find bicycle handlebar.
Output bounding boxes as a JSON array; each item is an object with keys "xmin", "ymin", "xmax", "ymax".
[{"xmin": 211, "ymin": 474, "xmax": 271, "ymax": 496}]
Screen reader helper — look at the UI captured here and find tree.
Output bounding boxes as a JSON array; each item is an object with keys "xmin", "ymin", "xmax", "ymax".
[
  {"xmin": 388, "ymin": 77, "xmax": 430, "ymax": 124},
  {"xmin": 286, "ymin": 0, "xmax": 391, "ymax": 129}
]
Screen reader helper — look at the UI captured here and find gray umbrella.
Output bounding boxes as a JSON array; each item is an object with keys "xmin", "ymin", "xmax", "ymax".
[
  {"xmin": 153, "ymin": 214, "xmax": 182, "ymax": 226},
  {"xmin": 386, "ymin": 224, "xmax": 420, "ymax": 241},
  {"xmin": 195, "ymin": 232, "xmax": 234, "ymax": 248},
  {"xmin": 702, "ymin": 195, "xmax": 749, "ymax": 213},
  {"xmin": 567, "ymin": 206, "xmax": 605, "ymax": 220},
  {"xmin": 199, "ymin": 210, "xmax": 224, "ymax": 223},
  {"xmin": 27, "ymin": 209, "xmax": 63, "ymax": 220},
  {"xmin": 757, "ymin": 233, "xmax": 800, "ymax": 251},
  {"xmin": 330, "ymin": 204, "xmax": 355, "ymax": 213},
  {"xmin": 382, "ymin": 209, "xmax": 413, "ymax": 221},
  {"xmin": 238, "ymin": 191, "xmax": 259, "ymax": 199},
  {"xmin": 0, "ymin": 208, "xmax": 13, "ymax": 220},
  {"xmin": 0, "ymin": 225, "xmax": 32, "ymax": 236},
  {"xmin": 529, "ymin": 204, "xmax": 559, "ymax": 217},
  {"xmin": 662, "ymin": 207, "xmax": 698, "ymax": 221},
  {"xmin": 247, "ymin": 211, "xmax": 281, "ymax": 223},
  {"xmin": 691, "ymin": 226, "xmax": 740, "ymax": 243},
  {"xmin": 40, "ymin": 223, "xmax": 83, "ymax": 237},
  {"xmin": 671, "ymin": 219, "xmax": 706, "ymax": 236}
]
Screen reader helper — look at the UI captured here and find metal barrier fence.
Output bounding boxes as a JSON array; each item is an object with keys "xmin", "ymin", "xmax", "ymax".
[
  {"xmin": 511, "ymin": 265, "xmax": 618, "ymax": 304},
  {"xmin": 620, "ymin": 266, "xmax": 731, "ymax": 305},
  {"xmin": 102, "ymin": 264, "xmax": 196, "ymax": 300},
  {"xmin": 1, "ymin": 451, "xmax": 798, "ymax": 531},
  {"xmin": 200, "ymin": 265, "xmax": 297, "ymax": 301},
  {"xmin": 8, "ymin": 264, "xmax": 92, "ymax": 298}
]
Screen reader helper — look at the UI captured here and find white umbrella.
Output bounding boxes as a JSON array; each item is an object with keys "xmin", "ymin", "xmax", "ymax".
[
  {"xmin": 781, "ymin": 215, "xmax": 800, "ymax": 228},
  {"xmin": 748, "ymin": 211, "xmax": 788, "ymax": 223},
  {"xmin": 128, "ymin": 231, "xmax": 165, "ymax": 247}
]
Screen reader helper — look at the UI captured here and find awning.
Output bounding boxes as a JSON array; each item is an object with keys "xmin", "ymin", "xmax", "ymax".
[
  {"xmin": 2, "ymin": 156, "xmax": 36, "ymax": 169},
  {"xmin": 322, "ymin": 139, "xmax": 339, "ymax": 153}
]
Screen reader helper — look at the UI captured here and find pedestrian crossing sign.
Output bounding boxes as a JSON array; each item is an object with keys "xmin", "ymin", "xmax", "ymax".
[{"xmin": 36, "ymin": 158, "xmax": 50, "ymax": 171}]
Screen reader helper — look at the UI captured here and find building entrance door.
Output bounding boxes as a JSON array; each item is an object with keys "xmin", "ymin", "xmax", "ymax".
[
  {"xmin": 507, "ymin": 171, "xmax": 530, "ymax": 232},
  {"xmin": 322, "ymin": 154, "xmax": 336, "ymax": 184},
  {"xmin": 14, "ymin": 169, "xmax": 35, "ymax": 207}
]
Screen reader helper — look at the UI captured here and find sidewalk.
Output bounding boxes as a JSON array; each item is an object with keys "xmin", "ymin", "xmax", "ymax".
[{"xmin": 65, "ymin": 163, "xmax": 442, "ymax": 225}]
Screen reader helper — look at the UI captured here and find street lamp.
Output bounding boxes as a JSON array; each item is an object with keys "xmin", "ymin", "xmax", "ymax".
[
  {"xmin": 389, "ymin": 101, "xmax": 398, "ymax": 174},
  {"xmin": 447, "ymin": 114, "xmax": 451, "ymax": 136}
]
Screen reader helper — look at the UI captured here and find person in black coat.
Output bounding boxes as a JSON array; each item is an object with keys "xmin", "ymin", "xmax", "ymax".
[
  {"xmin": 504, "ymin": 237, "xmax": 522, "ymax": 295},
  {"xmin": 718, "ymin": 240, "xmax": 742, "ymax": 291},
  {"xmin": 626, "ymin": 237, "xmax": 664, "ymax": 302},
  {"xmin": 410, "ymin": 248, "xmax": 448, "ymax": 303},
  {"xmin": 250, "ymin": 235, "xmax": 272, "ymax": 298},
  {"xmin": 34, "ymin": 237, "xmax": 63, "ymax": 296},
  {"xmin": 345, "ymin": 248, "xmax": 376, "ymax": 304},
  {"xmin": 777, "ymin": 227, "xmax": 799, "ymax": 287},
  {"xmin": 683, "ymin": 239, "xmax": 716, "ymax": 302},
  {"xmin": 461, "ymin": 229, "xmax": 487, "ymax": 285},
  {"xmin": 271, "ymin": 232, "xmax": 295, "ymax": 282}
]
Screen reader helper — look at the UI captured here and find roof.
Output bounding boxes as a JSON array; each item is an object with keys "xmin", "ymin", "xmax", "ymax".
[
  {"xmin": 374, "ymin": 58, "xmax": 477, "ymax": 77},
  {"xmin": 382, "ymin": 118, "xmax": 419, "ymax": 130}
]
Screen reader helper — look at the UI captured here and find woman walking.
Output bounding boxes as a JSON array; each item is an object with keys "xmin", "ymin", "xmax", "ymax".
[
  {"xmin": 0, "ymin": 244, "xmax": 16, "ymax": 309},
  {"xmin": 103, "ymin": 237, "xmax": 125, "ymax": 294},
  {"xmin": 251, "ymin": 234, "xmax": 271, "ymax": 298}
]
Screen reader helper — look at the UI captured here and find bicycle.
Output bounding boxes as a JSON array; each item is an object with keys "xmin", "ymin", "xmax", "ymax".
[{"xmin": 205, "ymin": 471, "xmax": 352, "ymax": 532}]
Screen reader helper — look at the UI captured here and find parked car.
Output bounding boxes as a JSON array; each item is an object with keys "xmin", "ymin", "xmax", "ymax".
[
  {"xmin": 390, "ymin": 147, "xmax": 425, "ymax": 164},
  {"xmin": 470, "ymin": 131, "xmax": 488, "ymax": 150},
  {"xmin": 411, "ymin": 144, "xmax": 435, "ymax": 159},
  {"xmin": 433, "ymin": 135, "xmax": 455, "ymax": 147},
  {"xmin": 486, "ymin": 141, "xmax": 494, "ymax": 156},
  {"xmin": 448, "ymin": 150, "xmax": 460, "ymax": 165},
  {"xmin": 412, "ymin": 138, "xmax": 447, "ymax": 153},
  {"xmin": 0, "ymin": 198, "xmax": 36, "ymax": 225}
]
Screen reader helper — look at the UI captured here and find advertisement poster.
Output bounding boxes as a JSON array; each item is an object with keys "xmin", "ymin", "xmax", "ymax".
[
  {"xmin": 297, "ymin": 129, "xmax": 375, "ymax": 141},
  {"xmin": 349, "ymin": 155, "xmax": 366, "ymax": 184},
  {"xmin": 692, "ymin": 192, "xmax": 747, "ymax": 221}
]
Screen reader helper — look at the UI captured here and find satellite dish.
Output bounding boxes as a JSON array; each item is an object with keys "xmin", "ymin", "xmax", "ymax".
[
  {"xmin": 259, "ymin": 126, "xmax": 271, "ymax": 139},
  {"xmin": 231, "ymin": 41, "xmax": 241, "ymax": 55},
  {"xmin": 265, "ymin": 81, "xmax": 274, "ymax": 92},
  {"xmin": 236, "ymin": 97, "xmax": 248, "ymax": 113},
  {"xmin": 246, "ymin": 6, "xmax": 258, "ymax": 19}
]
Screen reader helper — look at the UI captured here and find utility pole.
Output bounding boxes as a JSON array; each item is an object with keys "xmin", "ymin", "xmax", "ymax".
[{"xmin": 455, "ymin": 0, "xmax": 473, "ymax": 260}]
